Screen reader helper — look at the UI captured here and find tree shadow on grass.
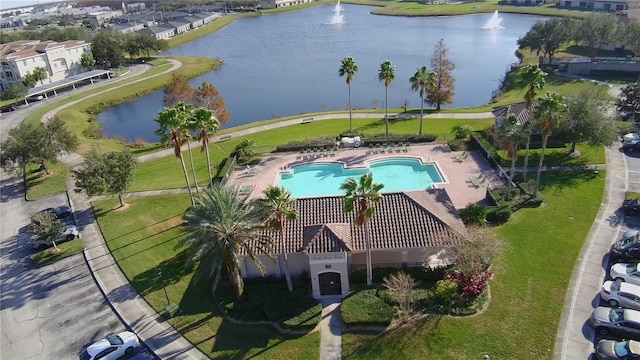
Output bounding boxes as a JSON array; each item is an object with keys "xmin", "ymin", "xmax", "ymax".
[
  {"xmin": 129, "ymin": 249, "xmax": 195, "ymax": 297},
  {"xmin": 343, "ymin": 314, "xmax": 444, "ymax": 358},
  {"xmin": 539, "ymin": 170, "xmax": 602, "ymax": 195}
]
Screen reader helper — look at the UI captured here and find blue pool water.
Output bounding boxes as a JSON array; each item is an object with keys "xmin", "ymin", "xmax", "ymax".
[{"xmin": 279, "ymin": 158, "xmax": 444, "ymax": 198}]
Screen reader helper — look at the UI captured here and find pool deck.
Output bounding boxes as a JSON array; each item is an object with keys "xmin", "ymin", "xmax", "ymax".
[{"xmin": 229, "ymin": 144, "xmax": 497, "ymax": 209}]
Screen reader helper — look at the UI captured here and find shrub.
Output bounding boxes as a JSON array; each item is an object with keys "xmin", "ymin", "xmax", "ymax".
[
  {"xmin": 445, "ymin": 270, "xmax": 493, "ymax": 300},
  {"xmin": 486, "ymin": 206, "xmax": 512, "ymax": 224},
  {"xmin": 350, "ymin": 265, "xmax": 451, "ymax": 284},
  {"xmin": 274, "ymin": 136, "xmax": 337, "ymax": 152},
  {"xmin": 433, "ymin": 279, "xmax": 459, "ymax": 306},
  {"xmin": 451, "ymin": 124, "xmax": 473, "ymax": 139},
  {"xmin": 458, "ymin": 203, "xmax": 488, "ymax": 226},
  {"xmin": 524, "ymin": 194, "xmax": 544, "ymax": 208},
  {"xmin": 382, "ymin": 272, "xmax": 418, "ymax": 318},
  {"xmin": 363, "ymin": 133, "xmax": 438, "ymax": 145}
]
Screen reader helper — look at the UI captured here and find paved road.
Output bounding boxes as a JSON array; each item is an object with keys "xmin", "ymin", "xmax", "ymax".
[{"xmin": 0, "ymin": 66, "xmax": 156, "ymax": 360}]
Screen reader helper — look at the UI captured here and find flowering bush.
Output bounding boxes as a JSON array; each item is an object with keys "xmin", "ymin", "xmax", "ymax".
[{"xmin": 445, "ymin": 270, "xmax": 493, "ymax": 299}]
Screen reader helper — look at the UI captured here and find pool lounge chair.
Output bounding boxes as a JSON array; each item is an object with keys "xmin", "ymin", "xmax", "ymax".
[
  {"xmin": 246, "ymin": 165, "xmax": 259, "ymax": 176},
  {"xmin": 470, "ymin": 174, "xmax": 485, "ymax": 187},
  {"xmin": 239, "ymin": 184, "xmax": 254, "ymax": 195},
  {"xmin": 455, "ymin": 151, "xmax": 469, "ymax": 162}
]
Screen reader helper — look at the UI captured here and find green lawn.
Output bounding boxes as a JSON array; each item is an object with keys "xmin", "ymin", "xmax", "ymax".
[
  {"xmin": 92, "ymin": 194, "xmax": 320, "ymax": 359},
  {"xmin": 93, "ymin": 168, "xmax": 604, "ymax": 359},
  {"xmin": 31, "ymin": 238, "xmax": 84, "ymax": 265},
  {"xmin": 25, "ymin": 161, "xmax": 70, "ymax": 200},
  {"xmin": 342, "ymin": 170, "xmax": 604, "ymax": 359}
]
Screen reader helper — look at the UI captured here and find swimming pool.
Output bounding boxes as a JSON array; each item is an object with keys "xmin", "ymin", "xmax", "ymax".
[{"xmin": 278, "ymin": 158, "xmax": 444, "ymax": 198}]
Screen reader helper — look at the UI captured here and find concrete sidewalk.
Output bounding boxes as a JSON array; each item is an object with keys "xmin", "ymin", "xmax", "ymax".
[
  {"xmin": 553, "ymin": 146, "xmax": 628, "ymax": 360},
  {"xmin": 320, "ymin": 298, "xmax": 343, "ymax": 360}
]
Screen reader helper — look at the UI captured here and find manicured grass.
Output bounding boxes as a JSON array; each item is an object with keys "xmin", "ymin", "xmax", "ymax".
[
  {"xmin": 131, "ymin": 117, "xmax": 495, "ymax": 192},
  {"xmin": 628, "ymin": 192, "xmax": 640, "ymax": 200},
  {"xmin": 341, "ymin": 287, "xmax": 394, "ymax": 327},
  {"xmin": 342, "ymin": 170, "xmax": 604, "ymax": 359},
  {"xmin": 93, "ymin": 194, "xmax": 320, "ymax": 359},
  {"xmin": 31, "ymin": 238, "xmax": 84, "ymax": 266},
  {"xmin": 25, "ymin": 161, "xmax": 70, "ymax": 200},
  {"xmin": 494, "ymin": 144, "xmax": 606, "ymax": 168}
]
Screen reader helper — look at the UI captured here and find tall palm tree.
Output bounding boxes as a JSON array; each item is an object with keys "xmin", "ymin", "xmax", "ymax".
[
  {"xmin": 409, "ymin": 66, "xmax": 436, "ymax": 135},
  {"xmin": 378, "ymin": 60, "xmax": 395, "ymax": 136},
  {"xmin": 516, "ymin": 64, "xmax": 547, "ymax": 181},
  {"xmin": 155, "ymin": 106, "xmax": 195, "ymax": 206},
  {"xmin": 339, "ymin": 56, "xmax": 359, "ymax": 133},
  {"xmin": 192, "ymin": 107, "xmax": 220, "ymax": 189},
  {"xmin": 340, "ymin": 173, "xmax": 384, "ymax": 286},
  {"xmin": 258, "ymin": 186, "xmax": 298, "ymax": 292},
  {"xmin": 181, "ymin": 185, "xmax": 273, "ymax": 300},
  {"xmin": 174, "ymin": 102, "xmax": 200, "ymax": 194},
  {"xmin": 496, "ymin": 114, "xmax": 528, "ymax": 200},
  {"xmin": 533, "ymin": 92, "xmax": 567, "ymax": 198}
]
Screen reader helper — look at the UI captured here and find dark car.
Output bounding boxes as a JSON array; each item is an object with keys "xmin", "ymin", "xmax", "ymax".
[
  {"xmin": 611, "ymin": 230, "xmax": 640, "ymax": 261},
  {"xmin": 31, "ymin": 206, "xmax": 72, "ymax": 225},
  {"xmin": 626, "ymin": 199, "xmax": 640, "ymax": 216}
]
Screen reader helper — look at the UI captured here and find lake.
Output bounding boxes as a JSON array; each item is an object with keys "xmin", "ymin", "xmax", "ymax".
[{"xmin": 98, "ymin": 5, "xmax": 545, "ymax": 142}]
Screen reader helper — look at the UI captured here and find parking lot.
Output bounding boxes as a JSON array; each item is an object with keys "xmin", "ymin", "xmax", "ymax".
[{"xmin": 0, "ymin": 174, "xmax": 153, "ymax": 359}]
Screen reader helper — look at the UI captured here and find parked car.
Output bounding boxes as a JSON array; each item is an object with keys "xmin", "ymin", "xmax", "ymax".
[
  {"xmin": 623, "ymin": 133, "xmax": 640, "ymax": 153},
  {"xmin": 625, "ymin": 199, "xmax": 640, "ymax": 217},
  {"xmin": 590, "ymin": 306, "xmax": 640, "ymax": 339},
  {"xmin": 30, "ymin": 206, "xmax": 72, "ymax": 225},
  {"xmin": 26, "ymin": 94, "xmax": 43, "ymax": 102},
  {"xmin": 28, "ymin": 224, "xmax": 79, "ymax": 250},
  {"xmin": 611, "ymin": 230, "xmax": 640, "ymax": 261},
  {"xmin": 595, "ymin": 339, "xmax": 640, "ymax": 360},
  {"xmin": 611, "ymin": 263, "xmax": 640, "ymax": 285},
  {"xmin": 601, "ymin": 280, "xmax": 640, "ymax": 309},
  {"xmin": 74, "ymin": 331, "xmax": 139, "ymax": 360}
]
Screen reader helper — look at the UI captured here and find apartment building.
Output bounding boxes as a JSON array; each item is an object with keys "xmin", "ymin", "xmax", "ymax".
[{"xmin": 0, "ymin": 40, "xmax": 91, "ymax": 92}]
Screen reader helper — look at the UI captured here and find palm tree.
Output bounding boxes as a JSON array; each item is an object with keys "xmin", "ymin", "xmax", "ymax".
[
  {"xmin": 174, "ymin": 102, "xmax": 200, "ymax": 195},
  {"xmin": 155, "ymin": 106, "xmax": 195, "ymax": 206},
  {"xmin": 192, "ymin": 107, "xmax": 220, "ymax": 189},
  {"xmin": 339, "ymin": 56, "xmax": 359, "ymax": 133},
  {"xmin": 533, "ymin": 92, "xmax": 567, "ymax": 198},
  {"xmin": 258, "ymin": 186, "xmax": 298, "ymax": 292},
  {"xmin": 340, "ymin": 173, "xmax": 384, "ymax": 286},
  {"xmin": 378, "ymin": 60, "xmax": 395, "ymax": 136},
  {"xmin": 496, "ymin": 114, "xmax": 528, "ymax": 200},
  {"xmin": 181, "ymin": 185, "xmax": 273, "ymax": 300},
  {"xmin": 515, "ymin": 64, "xmax": 547, "ymax": 181},
  {"xmin": 409, "ymin": 66, "xmax": 436, "ymax": 135}
]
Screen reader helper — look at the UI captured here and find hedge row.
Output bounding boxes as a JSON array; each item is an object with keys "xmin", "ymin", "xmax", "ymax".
[
  {"xmin": 274, "ymin": 133, "xmax": 438, "ymax": 152},
  {"xmin": 350, "ymin": 265, "xmax": 451, "ymax": 284}
]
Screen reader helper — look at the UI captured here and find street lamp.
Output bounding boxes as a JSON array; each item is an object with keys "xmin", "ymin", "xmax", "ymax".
[
  {"xmin": 156, "ymin": 268, "xmax": 170, "ymax": 306},
  {"xmin": 142, "ymin": 60, "xmax": 148, "ymax": 74}
]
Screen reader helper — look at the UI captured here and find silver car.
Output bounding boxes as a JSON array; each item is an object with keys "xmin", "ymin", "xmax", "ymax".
[
  {"xmin": 590, "ymin": 306, "xmax": 640, "ymax": 339},
  {"xmin": 595, "ymin": 339, "xmax": 640, "ymax": 360},
  {"xmin": 28, "ymin": 224, "xmax": 79, "ymax": 250},
  {"xmin": 611, "ymin": 263, "xmax": 640, "ymax": 286},
  {"xmin": 601, "ymin": 280, "xmax": 640, "ymax": 310}
]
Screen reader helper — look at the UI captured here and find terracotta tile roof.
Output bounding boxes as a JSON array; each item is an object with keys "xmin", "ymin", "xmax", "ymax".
[{"xmin": 252, "ymin": 189, "xmax": 467, "ymax": 255}]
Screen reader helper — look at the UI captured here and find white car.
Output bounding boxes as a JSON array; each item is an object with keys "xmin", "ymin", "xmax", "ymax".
[
  {"xmin": 601, "ymin": 280, "xmax": 640, "ymax": 310},
  {"xmin": 74, "ymin": 331, "xmax": 139, "ymax": 360},
  {"xmin": 610, "ymin": 263, "xmax": 640, "ymax": 285},
  {"xmin": 28, "ymin": 224, "xmax": 79, "ymax": 250}
]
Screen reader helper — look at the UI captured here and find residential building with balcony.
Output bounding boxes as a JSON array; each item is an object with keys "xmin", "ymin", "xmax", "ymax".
[{"xmin": 0, "ymin": 40, "xmax": 91, "ymax": 92}]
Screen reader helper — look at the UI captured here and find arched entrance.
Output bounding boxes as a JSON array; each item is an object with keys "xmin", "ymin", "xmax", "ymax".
[{"xmin": 318, "ymin": 272, "xmax": 342, "ymax": 296}]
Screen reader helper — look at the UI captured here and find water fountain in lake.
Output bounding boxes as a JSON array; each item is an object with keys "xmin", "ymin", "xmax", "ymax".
[
  {"xmin": 482, "ymin": 10, "xmax": 504, "ymax": 30},
  {"xmin": 329, "ymin": 0, "xmax": 344, "ymax": 25}
]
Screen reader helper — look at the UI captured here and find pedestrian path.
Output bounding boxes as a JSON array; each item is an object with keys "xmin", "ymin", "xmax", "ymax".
[{"xmin": 320, "ymin": 298, "xmax": 343, "ymax": 360}]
